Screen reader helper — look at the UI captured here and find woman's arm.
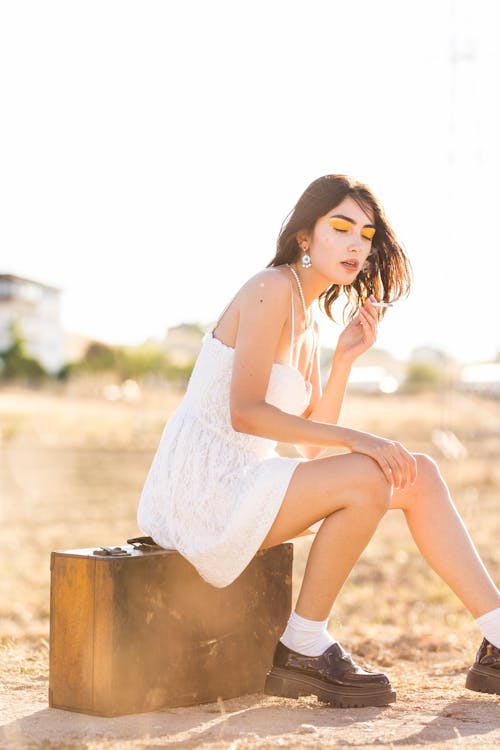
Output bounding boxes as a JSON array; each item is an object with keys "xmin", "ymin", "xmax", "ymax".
[
  {"xmin": 297, "ymin": 346, "xmax": 352, "ymax": 459},
  {"xmin": 298, "ymin": 298, "xmax": 380, "ymax": 459},
  {"xmin": 229, "ymin": 271, "xmax": 353, "ymax": 450},
  {"xmin": 229, "ymin": 274, "xmax": 415, "ymax": 487}
]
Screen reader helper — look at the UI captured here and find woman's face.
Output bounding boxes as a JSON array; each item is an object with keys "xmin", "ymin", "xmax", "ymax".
[{"xmin": 301, "ymin": 196, "xmax": 375, "ymax": 285}]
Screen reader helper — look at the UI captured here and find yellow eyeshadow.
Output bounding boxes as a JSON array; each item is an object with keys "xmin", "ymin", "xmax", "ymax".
[
  {"xmin": 328, "ymin": 218, "xmax": 353, "ymax": 231},
  {"xmin": 329, "ymin": 218, "xmax": 375, "ymax": 240}
]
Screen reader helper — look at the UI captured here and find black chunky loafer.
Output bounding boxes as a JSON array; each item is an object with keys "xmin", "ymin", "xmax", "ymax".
[
  {"xmin": 264, "ymin": 640, "xmax": 396, "ymax": 708},
  {"xmin": 466, "ymin": 638, "xmax": 500, "ymax": 695}
]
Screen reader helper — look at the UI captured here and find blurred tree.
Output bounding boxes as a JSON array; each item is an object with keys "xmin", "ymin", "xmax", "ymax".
[
  {"xmin": 115, "ymin": 344, "xmax": 166, "ymax": 379},
  {"xmin": 57, "ymin": 340, "xmax": 116, "ymax": 379},
  {"xmin": 116, "ymin": 342, "xmax": 194, "ymax": 383},
  {"xmin": 0, "ymin": 321, "xmax": 47, "ymax": 382},
  {"xmin": 83, "ymin": 341, "xmax": 117, "ymax": 371},
  {"xmin": 403, "ymin": 361, "xmax": 445, "ymax": 392},
  {"xmin": 59, "ymin": 338, "xmax": 194, "ymax": 384}
]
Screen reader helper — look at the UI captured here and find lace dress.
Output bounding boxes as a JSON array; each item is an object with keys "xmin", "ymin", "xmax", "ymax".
[{"xmin": 137, "ymin": 286, "xmax": 315, "ymax": 588}]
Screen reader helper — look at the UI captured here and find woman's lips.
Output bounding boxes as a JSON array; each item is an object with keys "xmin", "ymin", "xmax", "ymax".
[{"xmin": 340, "ymin": 260, "xmax": 359, "ymax": 272}]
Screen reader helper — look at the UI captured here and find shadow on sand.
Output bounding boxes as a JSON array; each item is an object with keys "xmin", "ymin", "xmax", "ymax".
[
  {"xmin": 390, "ymin": 697, "xmax": 500, "ymax": 746},
  {"xmin": 1, "ymin": 693, "xmax": 499, "ymax": 748}
]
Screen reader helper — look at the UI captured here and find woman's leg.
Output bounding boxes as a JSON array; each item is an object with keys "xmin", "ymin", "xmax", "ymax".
[
  {"xmin": 390, "ymin": 453, "xmax": 500, "ymax": 618},
  {"xmin": 391, "ymin": 453, "xmax": 500, "ymax": 696},
  {"xmin": 260, "ymin": 452, "xmax": 392, "ymax": 619},
  {"xmin": 261, "ymin": 453, "xmax": 396, "ymax": 707}
]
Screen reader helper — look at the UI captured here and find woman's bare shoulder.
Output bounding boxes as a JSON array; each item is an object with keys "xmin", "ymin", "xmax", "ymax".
[
  {"xmin": 233, "ymin": 268, "xmax": 292, "ymax": 368},
  {"xmin": 238, "ymin": 267, "xmax": 291, "ymax": 304}
]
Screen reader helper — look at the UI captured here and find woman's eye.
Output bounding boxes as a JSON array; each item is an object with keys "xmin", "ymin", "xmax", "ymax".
[
  {"xmin": 361, "ymin": 228, "xmax": 376, "ymax": 241},
  {"xmin": 328, "ymin": 219, "xmax": 352, "ymax": 232},
  {"xmin": 328, "ymin": 218, "xmax": 375, "ymax": 240}
]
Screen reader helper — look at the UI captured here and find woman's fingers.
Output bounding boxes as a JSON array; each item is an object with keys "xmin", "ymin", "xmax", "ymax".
[
  {"xmin": 359, "ymin": 307, "xmax": 377, "ymax": 341},
  {"xmin": 391, "ymin": 444, "xmax": 418, "ymax": 489},
  {"xmin": 351, "ymin": 433, "xmax": 417, "ymax": 491},
  {"xmin": 360, "ymin": 306, "xmax": 376, "ymax": 326},
  {"xmin": 369, "ymin": 445, "xmax": 399, "ymax": 487},
  {"xmin": 366, "ymin": 296, "xmax": 381, "ymax": 320},
  {"xmin": 389, "ymin": 449, "xmax": 406, "ymax": 489},
  {"xmin": 372, "ymin": 442, "xmax": 416, "ymax": 490},
  {"xmin": 406, "ymin": 449, "xmax": 418, "ymax": 485},
  {"xmin": 376, "ymin": 454, "xmax": 395, "ymax": 486}
]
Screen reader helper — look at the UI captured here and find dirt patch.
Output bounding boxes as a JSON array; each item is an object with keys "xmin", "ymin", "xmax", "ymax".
[
  {"xmin": 2, "ymin": 663, "xmax": 500, "ymax": 749},
  {"xmin": 2, "ymin": 386, "xmax": 500, "ymax": 748}
]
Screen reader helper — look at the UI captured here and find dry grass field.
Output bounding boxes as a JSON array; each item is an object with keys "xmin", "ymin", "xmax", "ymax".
[{"xmin": 1, "ymin": 380, "xmax": 500, "ymax": 748}]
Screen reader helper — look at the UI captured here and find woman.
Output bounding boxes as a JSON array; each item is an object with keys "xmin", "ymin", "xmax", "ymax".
[{"xmin": 138, "ymin": 174, "xmax": 500, "ymax": 707}]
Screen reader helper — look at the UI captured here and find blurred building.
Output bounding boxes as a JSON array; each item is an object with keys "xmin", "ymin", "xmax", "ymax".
[
  {"xmin": 164, "ymin": 323, "xmax": 204, "ymax": 365},
  {"xmin": 0, "ymin": 273, "xmax": 66, "ymax": 374},
  {"xmin": 347, "ymin": 365, "xmax": 400, "ymax": 394},
  {"xmin": 409, "ymin": 346, "xmax": 449, "ymax": 365},
  {"xmin": 321, "ymin": 346, "xmax": 403, "ymax": 394},
  {"xmin": 64, "ymin": 330, "xmax": 95, "ymax": 363},
  {"xmin": 460, "ymin": 362, "xmax": 500, "ymax": 398}
]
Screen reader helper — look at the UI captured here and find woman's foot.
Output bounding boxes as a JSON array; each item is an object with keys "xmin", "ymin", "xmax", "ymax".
[
  {"xmin": 264, "ymin": 641, "xmax": 396, "ymax": 708},
  {"xmin": 465, "ymin": 638, "xmax": 500, "ymax": 694}
]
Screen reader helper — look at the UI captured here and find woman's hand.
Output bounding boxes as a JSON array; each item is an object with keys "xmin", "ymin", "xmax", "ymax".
[
  {"xmin": 335, "ymin": 295, "xmax": 380, "ymax": 364},
  {"xmin": 347, "ymin": 429, "xmax": 417, "ymax": 490}
]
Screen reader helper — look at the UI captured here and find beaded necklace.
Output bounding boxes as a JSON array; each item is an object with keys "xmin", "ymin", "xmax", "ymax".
[{"xmin": 287, "ymin": 264, "xmax": 313, "ymax": 329}]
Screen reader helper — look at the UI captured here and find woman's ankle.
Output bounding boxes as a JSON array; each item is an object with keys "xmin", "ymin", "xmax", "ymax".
[{"xmin": 279, "ymin": 610, "xmax": 335, "ymax": 656}]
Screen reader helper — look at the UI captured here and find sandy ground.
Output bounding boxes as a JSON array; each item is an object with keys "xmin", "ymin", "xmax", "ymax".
[
  {"xmin": 2, "ymin": 666, "xmax": 500, "ymax": 750},
  {"xmin": 1, "ymin": 621, "xmax": 500, "ymax": 748},
  {"xmin": 2, "ymin": 386, "xmax": 500, "ymax": 748}
]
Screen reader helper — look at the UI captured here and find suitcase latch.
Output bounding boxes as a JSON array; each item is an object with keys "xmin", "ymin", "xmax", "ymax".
[{"xmin": 93, "ymin": 546, "xmax": 132, "ymax": 557}]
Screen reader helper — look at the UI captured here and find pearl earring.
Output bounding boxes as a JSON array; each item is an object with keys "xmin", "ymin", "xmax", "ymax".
[{"xmin": 301, "ymin": 250, "xmax": 312, "ymax": 269}]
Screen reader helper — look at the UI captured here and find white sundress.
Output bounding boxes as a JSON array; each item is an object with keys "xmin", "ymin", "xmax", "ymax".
[{"xmin": 137, "ymin": 283, "xmax": 316, "ymax": 588}]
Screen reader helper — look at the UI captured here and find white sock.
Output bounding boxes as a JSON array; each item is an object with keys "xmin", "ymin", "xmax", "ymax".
[
  {"xmin": 476, "ymin": 607, "xmax": 500, "ymax": 649},
  {"xmin": 279, "ymin": 610, "xmax": 336, "ymax": 657}
]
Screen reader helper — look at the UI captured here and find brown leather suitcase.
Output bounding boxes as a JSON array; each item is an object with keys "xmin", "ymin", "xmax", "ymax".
[{"xmin": 49, "ymin": 539, "xmax": 292, "ymax": 716}]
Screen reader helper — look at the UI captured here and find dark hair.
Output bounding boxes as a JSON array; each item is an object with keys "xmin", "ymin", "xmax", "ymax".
[{"xmin": 268, "ymin": 174, "xmax": 412, "ymax": 321}]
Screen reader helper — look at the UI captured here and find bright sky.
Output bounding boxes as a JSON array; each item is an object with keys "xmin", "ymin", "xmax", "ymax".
[{"xmin": 1, "ymin": 0, "xmax": 499, "ymax": 362}]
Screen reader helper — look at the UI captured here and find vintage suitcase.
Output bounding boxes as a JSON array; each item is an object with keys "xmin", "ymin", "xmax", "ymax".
[{"xmin": 49, "ymin": 538, "xmax": 293, "ymax": 716}]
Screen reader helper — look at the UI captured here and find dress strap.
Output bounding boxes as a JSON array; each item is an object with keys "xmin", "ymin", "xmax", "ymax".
[
  {"xmin": 288, "ymin": 279, "xmax": 318, "ymax": 379},
  {"xmin": 211, "ymin": 293, "xmax": 238, "ymax": 336},
  {"xmin": 289, "ymin": 281, "xmax": 295, "ymax": 367},
  {"xmin": 305, "ymin": 323, "xmax": 318, "ymax": 383}
]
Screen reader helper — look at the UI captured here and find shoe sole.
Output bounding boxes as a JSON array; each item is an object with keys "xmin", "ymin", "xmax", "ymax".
[
  {"xmin": 465, "ymin": 664, "xmax": 500, "ymax": 695},
  {"xmin": 264, "ymin": 667, "xmax": 396, "ymax": 708}
]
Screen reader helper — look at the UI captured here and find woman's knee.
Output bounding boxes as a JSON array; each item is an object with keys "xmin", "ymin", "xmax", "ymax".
[
  {"xmin": 390, "ymin": 452, "xmax": 447, "ymax": 511},
  {"xmin": 353, "ymin": 455, "xmax": 392, "ymax": 515},
  {"xmin": 414, "ymin": 452, "xmax": 442, "ymax": 488}
]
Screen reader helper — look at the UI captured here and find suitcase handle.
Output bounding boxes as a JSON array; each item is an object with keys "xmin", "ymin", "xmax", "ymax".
[
  {"xmin": 92, "ymin": 537, "xmax": 162, "ymax": 556},
  {"xmin": 93, "ymin": 546, "xmax": 132, "ymax": 557},
  {"xmin": 126, "ymin": 536, "xmax": 162, "ymax": 551}
]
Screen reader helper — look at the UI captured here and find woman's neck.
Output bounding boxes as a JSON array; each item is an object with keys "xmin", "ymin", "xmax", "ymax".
[{"xmin": 287, "ymin": 263, "xmax": 331, "ymax": 308}]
